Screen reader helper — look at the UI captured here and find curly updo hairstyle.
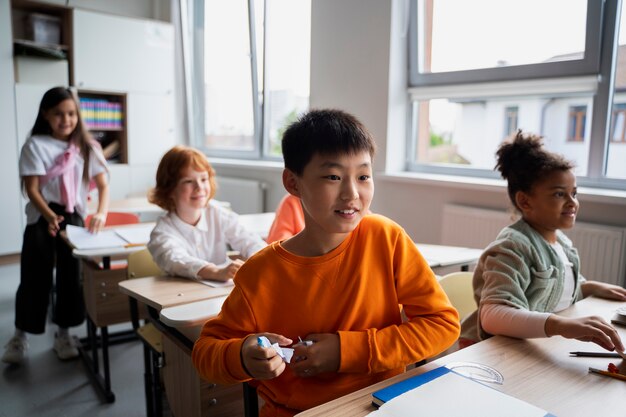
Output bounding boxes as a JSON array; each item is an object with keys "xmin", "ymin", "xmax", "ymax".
[{"xmin": 495, "ymin": 130, "xmax": 574, "ymax": 210}]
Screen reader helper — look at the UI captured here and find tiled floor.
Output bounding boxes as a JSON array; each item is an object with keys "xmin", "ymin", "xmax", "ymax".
[{"xmin": 0, "ymin": 260, "xmax": 159, "ymax": 417}]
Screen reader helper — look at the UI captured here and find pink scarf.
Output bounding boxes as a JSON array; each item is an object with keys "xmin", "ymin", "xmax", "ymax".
[{"xmin": 40, "ymin": 142, "xmax": 81, "ymax": 213}]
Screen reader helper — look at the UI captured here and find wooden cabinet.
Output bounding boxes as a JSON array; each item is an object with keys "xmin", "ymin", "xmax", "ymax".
[
  {"xmin": 10, "ymin": 0, "xmax": 72, "ymax": 85},
  {"xmin": 72, "ymin": 9, "xmax": 174, "ymax": 94},
  {"xmin": 161, "ymin": 335, "xmax": 247, "ymax": 417},
  {"xmin": 82, "ymin": 260, "xmax": 147, "ymax": 327},
  {"xmin": 78, "ymin": 90, "xmax": 128, "ymax": 164}
]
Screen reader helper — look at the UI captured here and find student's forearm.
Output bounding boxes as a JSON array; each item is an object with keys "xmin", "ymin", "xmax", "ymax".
[
  {"xmin": 94, "ymin": 173, "xmax": 109, "ymax": 216},
  {"xmin": 24, "ymin": 177, "xmax": 56, "ymax": 221},
  {"xmin": 481, "ymin": 303, "xmax": 550, "ymax": 338}
]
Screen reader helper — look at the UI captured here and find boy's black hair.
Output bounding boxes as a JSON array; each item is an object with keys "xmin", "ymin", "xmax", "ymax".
[
  {"xmin": 281, "ymin": 109, "xmax": 376, "ymax": 175},
  {"xmin": 495, "ymin": 130, "xmax": 574, "ymax": 209}
]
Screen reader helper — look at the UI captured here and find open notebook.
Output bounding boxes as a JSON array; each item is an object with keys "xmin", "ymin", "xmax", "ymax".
[
  {"xmin": 66, "ymin": 224, "xmax": 154, "ymax": 249},
  {"xmin": 369, "ymin": 366, "xmax": 555, "ymax": 417}
]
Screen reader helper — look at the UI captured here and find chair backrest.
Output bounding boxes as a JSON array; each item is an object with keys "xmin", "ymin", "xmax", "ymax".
[
  {"xmin": 127, "ymin": 248, "xmax": 163, "ymax": 279},
  {"xmin": 438, "ymin": 271, "xmax": 477, "ymax": 321},
  {"xmin": 86, "ymin": 211, "xmax": 140, "ymax": 227}
]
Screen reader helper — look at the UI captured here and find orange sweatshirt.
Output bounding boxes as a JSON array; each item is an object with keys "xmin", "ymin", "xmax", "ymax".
[
  {"xmin": 192, "ymin": 214, "xmax": 460, "ymax": 416},
  {"xmin": 266, "ymin": 194, "xmax": 305, "ymax": 243}
]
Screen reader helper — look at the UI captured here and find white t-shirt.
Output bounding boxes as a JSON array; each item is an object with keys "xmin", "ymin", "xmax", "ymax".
[
  {"xmin": 19, "ymin": 135, "xmax": 108, "ymax": 224},
  {"xmin": 551, "ymin": 241, "xmax": 576, "ymax": 312},
  {"xmin": 147, "ymin": 200, "xmax": 267, "ymax": 279}
]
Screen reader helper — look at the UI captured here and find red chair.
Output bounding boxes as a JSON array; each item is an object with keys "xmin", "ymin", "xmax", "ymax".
[{"xmin": 85, "ymin": 211, "xmax": 140, "ymax": 226}]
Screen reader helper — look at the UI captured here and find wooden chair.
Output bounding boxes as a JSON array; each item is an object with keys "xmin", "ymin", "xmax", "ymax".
[
  {"xmin": 438, "ymin": 271, "xmax": 477, "ymax": 321},
  {"xmin": 127, "ymin": 248, "xmax": 165, "ymax": 417}
]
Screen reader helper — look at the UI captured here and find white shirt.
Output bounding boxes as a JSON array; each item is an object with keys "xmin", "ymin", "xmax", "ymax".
[
  {"xmin": 147, "ymin": 200, "xmax": 267, "ymax": 279},
  {"xmin": 19, "ymin": 135, "xmax": 108, "ymax": 224},
  {"xmin": 551, "ymin": 241, "xmax": 576, "ymax": 312}
]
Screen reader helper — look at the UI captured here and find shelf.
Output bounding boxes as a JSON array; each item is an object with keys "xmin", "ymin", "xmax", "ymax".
[
  {"xmin": 13, "ymin": 39, "xmax": 67, "ymax": 59},
  {"xmin": 78, "ymin": 90, "xmax": 127, "ymax": 165}
]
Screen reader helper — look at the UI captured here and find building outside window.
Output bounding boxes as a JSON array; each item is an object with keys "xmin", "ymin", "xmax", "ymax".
[
  {"xmin": 567, "ymin": 105, "xmax": 587, "ymax": 142},
  {"xmin": 611, "ymin": 102, "xmax": 626, "ymax": 143},
  {"xmin": 504, "ymin": 106, "xmax": 518, "ymax": 138},
  {"xmin": 408, "ymin": 0, "xmax": 626, "ymax": 184}
]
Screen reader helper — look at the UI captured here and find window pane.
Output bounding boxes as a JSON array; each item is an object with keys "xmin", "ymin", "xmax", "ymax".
[
  {"xmin": 204, "ymin": 0, "xmax": 255, "ymax": 152},
  {"xmin": 412, "ymin": 95, "xmax": 592, "ymax": 175},
  {"xmin": 264, "ymin": 0, "xmax": 311, "ymax": 157},
  {"xmin": 606, "ymin": 5, "xmax": 626, "ymax": 179},
  {"xmin": 419, "ymin": 0, "xmax": 587, "ymax": 73}
]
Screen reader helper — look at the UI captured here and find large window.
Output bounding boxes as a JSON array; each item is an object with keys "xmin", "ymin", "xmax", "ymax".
[
  {"xmin": 408, "ymin": 0, "xmax": 626, "ymax": 187},
  {"xmin": 191, "ymin": 0, "xmax": 310, "ymax": 159}
]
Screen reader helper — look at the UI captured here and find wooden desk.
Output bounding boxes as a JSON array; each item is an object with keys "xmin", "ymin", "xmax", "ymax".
[
  {"xmin": 296, "ymin": 296, "xmax": 626, "ymax": 417},
  {"xmin": 238, "ymin": 212, "xmax": 275, "ymax": 241},
  {"xmin": 62, "ymin": 223, "xmax": 153, "ymax": 403},
  {"xmin": 119, "ymin": 276, "xmax": 248, "ymax": 417},
  {"xmin": 418, "ymin": 243, "xmax": 483, "ymax": 272}
]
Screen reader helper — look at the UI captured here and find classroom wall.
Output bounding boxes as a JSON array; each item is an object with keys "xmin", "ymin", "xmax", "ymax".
[{"xmin": 0, "ymin": 0, "xmax": 23, "ymax": 254}]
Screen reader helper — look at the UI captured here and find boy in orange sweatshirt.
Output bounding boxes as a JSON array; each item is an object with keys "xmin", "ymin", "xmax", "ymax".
[{"xmin": 192, "ymin": 109, "xmax": 460, "ymax": 416}]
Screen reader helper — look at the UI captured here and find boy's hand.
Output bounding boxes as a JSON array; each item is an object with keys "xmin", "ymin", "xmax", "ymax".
[
  {"xmin": 241, "ymin": 333, "xmax": 293, "ymax": 380},
  {"xmin": 47, "ymin": 214, "xmax": 64, "ymax": 237},
  {"xmin": 582, "ymin": 281, "xmax": 626, "ymax": 301},
  {"xmin": 545, "ymin": 315, "xmax": 625, "ymax": 352},
  {"xmin": 289, "ymin": 333, "xmax": 340, "ymax": 378}
]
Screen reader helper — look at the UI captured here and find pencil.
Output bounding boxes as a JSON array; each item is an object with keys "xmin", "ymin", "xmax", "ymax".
[
  {"xmin": 124, "ymin": 243, "xmax": 145, "ymax": 248},
  {"xmin": 570, "ymin": 351, "xmax": 622, "ymax": 358},
  {"xmin": 589, "ymin": 367, "xmax": 626, "ymax": 382}
]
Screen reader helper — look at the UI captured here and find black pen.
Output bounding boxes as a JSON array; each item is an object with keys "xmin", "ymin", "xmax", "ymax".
[{"xmin": 570, "ymin": 351, "xmax": 622, "ymax": 358}]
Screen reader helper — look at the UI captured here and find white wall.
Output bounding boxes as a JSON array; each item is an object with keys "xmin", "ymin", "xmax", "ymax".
[{"xmin": 0, "ymin": 0, "xmax": 24, "ymax": 254}]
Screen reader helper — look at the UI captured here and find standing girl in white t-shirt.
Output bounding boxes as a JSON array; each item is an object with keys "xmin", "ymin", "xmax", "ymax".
[{"xmin": 2, "ymin": 87, "xmax": 109, "ymax": 365}]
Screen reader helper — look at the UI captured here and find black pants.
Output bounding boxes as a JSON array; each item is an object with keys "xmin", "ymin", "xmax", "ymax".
[{"xmin": 15, "ymin": 203, "xmax": 85, "ymax": 334}]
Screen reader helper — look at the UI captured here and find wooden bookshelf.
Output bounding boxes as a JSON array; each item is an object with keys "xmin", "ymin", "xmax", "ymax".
[{"xmin": 78, "ymin": 90, "xmax": 128, "ymax": 164}]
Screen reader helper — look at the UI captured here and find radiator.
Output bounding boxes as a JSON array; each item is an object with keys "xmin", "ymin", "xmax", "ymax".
[
  {"xmin": 213, "ymin": 176, "xmax": 267, "ymax": 214},
  {"xmin": 441, "ymin": 204, "xmax": 626, "ymax": 286}
]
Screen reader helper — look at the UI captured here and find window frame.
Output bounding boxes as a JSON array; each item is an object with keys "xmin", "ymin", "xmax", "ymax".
[
  {"xmin": 406, "ymin": 0, "xmax": 626, "ymax": 190},
  {"xmin": 189, "ymin": 0, "xmax": 308, "ymax": 162}
]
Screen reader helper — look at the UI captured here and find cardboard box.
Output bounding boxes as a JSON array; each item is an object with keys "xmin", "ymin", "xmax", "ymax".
[{"xmin": 25, "ymin": 13, "xmax": 61, "ymax": 45}]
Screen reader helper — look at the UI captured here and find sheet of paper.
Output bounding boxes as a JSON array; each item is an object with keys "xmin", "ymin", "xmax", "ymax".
[
  {"xmin": 114, "ymin": 223, "xmax": 154, "ymax": 245},
  {"xmin": 196, "ymin": 279, "xmax": 235, "ymax": 288},
  {"xmin": 368, "ymin": 371, "xmax": 549, "ymax": 417},
  {"xmin": 66, "ymin": 225, "xmax": 127, "ymax": 249}
]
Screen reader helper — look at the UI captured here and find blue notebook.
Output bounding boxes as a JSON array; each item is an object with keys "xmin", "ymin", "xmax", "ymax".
[{"xmin": 372, "ymin": 366, "xmax": 556, "ymax": 416}]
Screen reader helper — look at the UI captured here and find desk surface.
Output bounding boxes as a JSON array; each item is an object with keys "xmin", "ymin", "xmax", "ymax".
[
  {"xmin": 418, "ymin": 243, "xmax": 483, "ymax": 269},
  {"xmin": 238, "ymin": 212, "xmax": 275, "ymax": 240},
  {"xmin": 296, "ymin": 296, "xmax": 626, "ymax": 417},
  {"xmin": 118, "ymin": 276, "xmax": 231, "ymax": 311}
]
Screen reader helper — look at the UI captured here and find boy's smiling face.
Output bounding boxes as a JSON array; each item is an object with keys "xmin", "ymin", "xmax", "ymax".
[{"xmin": 284, "ymin": 150, "xmax": 374, "ymax": 254}]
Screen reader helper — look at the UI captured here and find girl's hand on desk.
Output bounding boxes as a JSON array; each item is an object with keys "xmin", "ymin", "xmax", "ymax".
[
  {"xmin": 290, "ymin": 333, "xmax": 340, "ymax": 378},
  {"xmin": 241, "ymin": 333, "xmax": 293, "ymax": 380},
  {"xmin": 581, "ymin": 281, "xmax": 626, "ymax": 301},
  {"xmin": 88, "ymin": 212, "xmax": 107, "ymax": 233},
  {"xmin": 545, "ymin": 314, "xmax": 625, "ymax": 352},
  {"xmin": 198, "ymin": 259, "xmax": 244, "ymax": 282}
]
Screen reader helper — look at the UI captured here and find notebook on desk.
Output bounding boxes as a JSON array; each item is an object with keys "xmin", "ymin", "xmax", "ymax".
[{"xmin": 370, "ymin": 366, "xmax": 555, "ymax": 417}]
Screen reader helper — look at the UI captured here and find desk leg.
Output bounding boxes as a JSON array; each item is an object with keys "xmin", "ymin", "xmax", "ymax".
[{"xmin": 78, "ymin": 317, "xmax": 116, "ymax": 403}]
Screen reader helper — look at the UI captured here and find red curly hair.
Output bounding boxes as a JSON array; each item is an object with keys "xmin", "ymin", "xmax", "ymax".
[{"xmin": 148, "ymin": 146, "xmax": 217, "ymax": 212}]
